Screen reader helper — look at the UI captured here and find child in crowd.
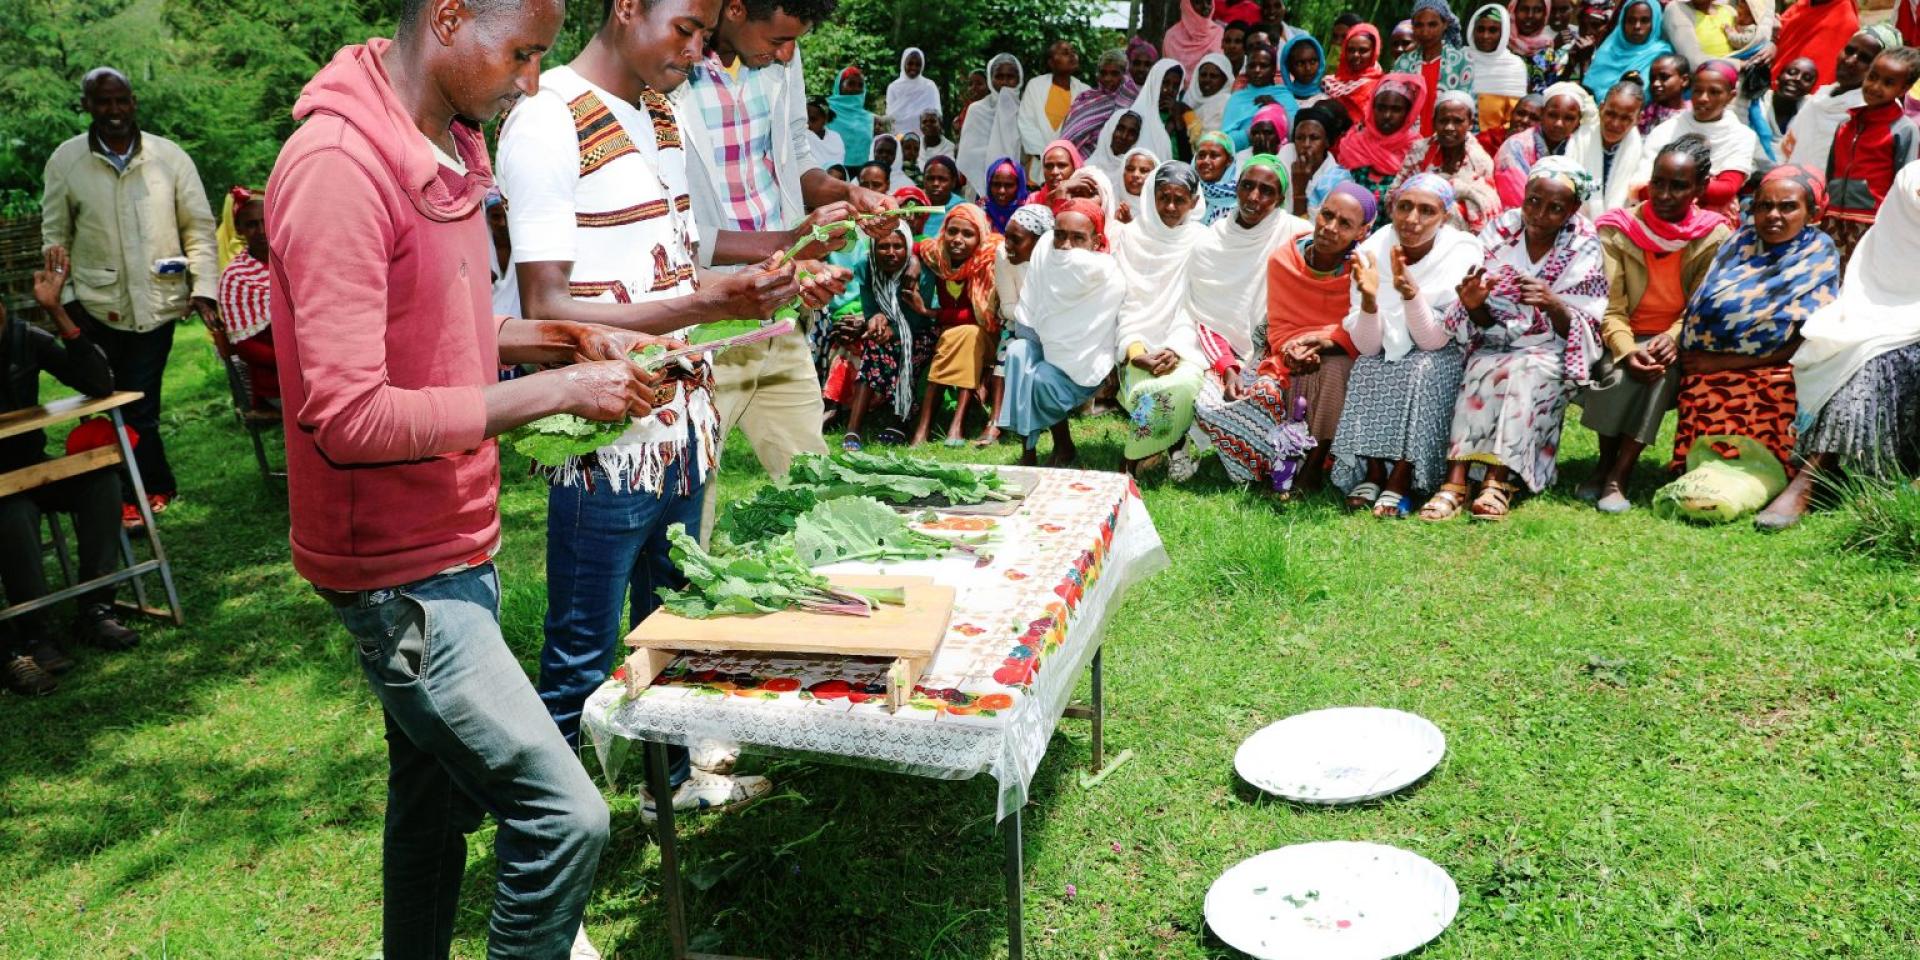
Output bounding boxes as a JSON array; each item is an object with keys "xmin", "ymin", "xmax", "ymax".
[
  {"xmin": 1640, "ymin": 54, "xmax": 1691, "ymax": 133},
  {"xmin": 1821, "ymin": 47, "xmax": 1920, "ymax": 265},
  {"xmin": 1477, "ymin": 92, "xmax": 1541, "ymax": 155}
]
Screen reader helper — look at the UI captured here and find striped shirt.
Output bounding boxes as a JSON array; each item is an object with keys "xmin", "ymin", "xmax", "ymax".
[{"xmin": 217, "ymin": 250, "xmax": 272, "ymax": 342}]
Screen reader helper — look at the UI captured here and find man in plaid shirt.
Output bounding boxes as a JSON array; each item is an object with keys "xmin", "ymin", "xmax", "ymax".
[{"xmin": 677, "ymin": 0, "xmax": 896, "ymax": 536}]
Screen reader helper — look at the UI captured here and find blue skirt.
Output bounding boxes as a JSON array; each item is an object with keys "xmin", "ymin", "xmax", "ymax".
[{"xmin": 997, "ymin": 338, "xmax": 1097, "ymax": 449}]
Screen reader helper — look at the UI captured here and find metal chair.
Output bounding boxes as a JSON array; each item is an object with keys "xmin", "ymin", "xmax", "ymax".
[{"xmin": 200, "ymin": 317, "xmax": 285, "ymax": 489}]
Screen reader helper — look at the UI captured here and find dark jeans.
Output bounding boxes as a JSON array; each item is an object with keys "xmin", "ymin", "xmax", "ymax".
[
  {"xmin": 334, "ymin": 564, "xmax": 609, "ymax": 960},
  {"xmin": 538, "ymin": 455, "xmax": 700, "ymax": 788},
  {"xmin": 69, "ymin": 305, "xmax": 177, "ymax": 499},
  {"xmin": 0, "ymin": 468, "xmax": 121, "ymax": 651}
]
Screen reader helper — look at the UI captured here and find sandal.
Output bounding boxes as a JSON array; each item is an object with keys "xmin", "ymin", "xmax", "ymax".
[
  {"xmin": 841, "ymin": 432, "xmax": 863, "ymax": 452},
  {"xmin": 1344, "ymin": 481, "xmax": 1381, "ymax": 512},
  {"xmin": 1419, "ymin": 483, "xmax": 1471, "ymax": 522},
  {"xmin": 1371, "ymin": 489, "xmax": 1408, "ymax": 518},
  {"xmin": 943, "ymin": 437, "xmax": 966, "ymax": 448},
  {"xmin": 1470, "ymin": 480, "xmax": 1518, "ymax": 521},
  {"xmin": 875, "ymin": 427, "xmax": 907, "ymax": 446}
]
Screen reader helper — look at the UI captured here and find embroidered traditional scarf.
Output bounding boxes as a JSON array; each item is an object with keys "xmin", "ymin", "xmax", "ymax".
[
  {"xmin": 1325, "ymin": 24, "xmax": 1386, "ymax": 121},
  {"xmin": 1197, "ymin": 131, "xmax": 1242, "ymax": 224},
  {"xmin": 1061, "ymin": 50, "xmax": 1140, "ymax": 155},
  {"xmin": 917, "ymin": 203, "xmax": 1005, "ymax": 331}
]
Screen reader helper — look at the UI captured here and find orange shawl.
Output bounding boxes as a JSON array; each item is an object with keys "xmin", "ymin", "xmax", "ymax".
[
  {"xmin": 916, "ymin": 202, "xmax": 1005, "ymax": 332},
  {"xmin": 1259, "ymin": 234, "xmax": 1359, "ymax": 384}
]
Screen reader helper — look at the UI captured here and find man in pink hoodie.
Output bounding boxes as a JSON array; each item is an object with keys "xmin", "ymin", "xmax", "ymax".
[{"xmin": 265, "ymin": 1, "xmax": 667, "ymax": 956}]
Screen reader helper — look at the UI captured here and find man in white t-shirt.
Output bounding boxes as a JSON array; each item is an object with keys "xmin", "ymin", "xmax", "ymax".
[{"xmin": 496, "ymin": 0, "xmax": 850, "ymax": 870}]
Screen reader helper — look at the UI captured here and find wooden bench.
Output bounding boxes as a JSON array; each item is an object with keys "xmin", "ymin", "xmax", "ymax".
[{"xmin": 0, "ymin": 391, "xmax": 184, "ymax": 626}]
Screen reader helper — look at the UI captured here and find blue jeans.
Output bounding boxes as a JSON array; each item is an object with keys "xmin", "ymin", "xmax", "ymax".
[
  {"xmin": 335, "ymin": 564, "xmax": 609, "ymax": 960},
  {"xmin": 538, "ymin": 456, "xmax": 699, "ymax": 789}
]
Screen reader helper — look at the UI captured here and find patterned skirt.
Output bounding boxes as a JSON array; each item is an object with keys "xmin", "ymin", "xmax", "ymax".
[
  {"xmin": 1120, "ymin": 360, "xmax": 1204, "ymax": 460},
  {"xmin": 1285, "ymin": 354, "xmax": 1356, "ymax": 451},
  {"xmin": 1799, "ymin": 341, "xmax": 1920, "ymax": 477},
  {"xmin": 1821, "ymin": 215, "xmax": 1871, "ymax": 271},
  {"xmin": 1193, "ymin": 375, "xmax": 1305, "ymax": 486},
  {"xmin": 1331, "ymin": 346, "xmax": 1466, "ymax": 495},
  {"xmin": 1669, "ymin": 364, "xmax": 1797, "ymax": 473},
  {"xmin": 856, "ymin": 328, "xmax": 935, "ymax": 418},
  {"xmin": 1447, "ymin": 347, "xmax": 1579, "ymax": 493}
]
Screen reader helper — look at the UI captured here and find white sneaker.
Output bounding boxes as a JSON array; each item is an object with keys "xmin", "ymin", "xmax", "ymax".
[
  {"xmin": 641, "ymin": 769, "xmax": 773, "ymax": 823},
  {"xmin": 571, "ymin": 925, "xmax": 602, "ymax": 960},
  {"xmin": 689, "ymin": 743, "xmax": 739, "ymax": 775}
]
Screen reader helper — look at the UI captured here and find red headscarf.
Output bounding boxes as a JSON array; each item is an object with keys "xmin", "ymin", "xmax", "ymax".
[
  {"xmin": 1027, "ymin": 139, "xmax": 1086, "ymax": 210},
  {"xmin": 916, "ymin": 203, "xmax": 1005, "ymax": 330},
  {"xmin": 1323, "ymin": 24, "xmax": 1385, "ymax": 123},
  {"xmin": 1335, "ymin": 73, "xmax": 1428, "ymax": 174},
  {"xmin": 1774, "ymin": 0, "xmax": 1860, "ymax": 86},
  {"xmin": 1054, "ymin": 198, "xmax": 1110, "ymax": 251}
]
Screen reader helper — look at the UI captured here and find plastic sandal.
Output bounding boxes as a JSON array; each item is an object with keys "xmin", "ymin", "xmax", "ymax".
[
  {"xmin": 943, "ymin": 437, "xmax": 966, "ymax": 448},
  {"xmin": 1470, "ymin": 480, "xmax": 1516, "ymax": 522},
  {"xmin": 1371, "ymin": 489, "xmax": 1408, "ymax": 518},
  {"xmin": 841, "ymin": 433, "xmax": 863, "ymax": 452},
  {"xmin": 1344, "ymin": 481, "xmax": 1381, "ymax": 512},
  {"xmin": 875, "ymin": 427, "xmax": 907, "ymax": 446}
]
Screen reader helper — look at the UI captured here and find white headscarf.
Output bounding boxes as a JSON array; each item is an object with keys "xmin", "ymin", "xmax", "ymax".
[
  {"xmin": 957, "ymin": 54, "xmax": 1025, "ymax": 201},
  {"xmin": 1178, "ymin": 200, "xmax": 1307, "ymax": 359},
  {"xmin": 1782, "ymin": 83, "xmax": 1865, "ymax": 180},
  {"xmin": 886, "ymin": 47, "xmax": 942, "ymax": 128},
  {"xmin": 1793, "ymin": 161, "xmax": 1920, "ymax": 426},
  {"xmin": 1467, "ymin": 4, "xmax": 1530, "ymax": 98},
  {"xmin": 1185, "ymin": 52, "xmax": 1236, "ymax": 134},
  {"xmin": 1114, "ymin": 161, "xmax": 1205, "ymax": 362},
  {"xmin": 871, "ymin": 134, "xmax": 914, "ymax": 191},
  {"xmin": 1567, "ymin": 86, "xmax": 1643, "ymax": 220},
  {"xmin": 1098, "ymin": 60, "xmax": 1182, "ymax": 177},
  {"xmin": 1116, "ymin": 147, "xmax": 1161, "ymax": 218},
  {"xmin": 1636, "ymin": 107, "xmax": 1759, "ymax": 190},
  {"xmin": 919, "ymin": 109, "xmax": 958, "ymax": 164},
  {"xmin": 1345, "ymin": 217, "xmax": 1483, "ymax": 362},
  {"xmin": 1016, "ymin": 235, "xmax": 1123, "ymax": 387}
]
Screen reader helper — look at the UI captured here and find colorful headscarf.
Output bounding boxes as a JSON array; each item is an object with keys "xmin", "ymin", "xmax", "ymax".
[
  {"xmin": 1528, "ymin": 153, "xmax": 1596, "ymax": 202},
  {"xmin": 1393, "ymin": 170, "xmax": 1459, "ymax": 208},
  {"xmin": 1128, "ymin": 35, "xmax": 1160, "ymax": 64},
  {"xmin": 1242, "ymin": 153, "xmax": 1291, "ymax": 197},
  {"xmin": 1197, "ymin": 131, "xmax": 1241, "ymax": 224},
  {"xmin": 1328, "ymin": 179, "xmax": 1380, "ymax": 222},
  {"xmin": 1682, "ymin": 211, "xmax": 1840, "ymax": 356},
  {"xmin": 1030, "ymin": 139, "xmax": 1088, "ymax": 210},
  {"xmin": 1507, "ymin": 0, "xmax": 1558, "ymax": 55},
  {"xmin": 1163, "ymin": 0, "xmax": 1225, "ymax": 73},
  {"xmin": 1695, "ymin": 58, "xmax": 1740, "ymax": 85},
  {"xmin": 980, "ymin": 156, "xmax": 1030, "ymax": 233},
  {"xmin": 1760, "ymin": 163, "xmax": 1828, "ymax": 217},
  {"xmin": 1335, "ymin": 72, "xmax": 1428, "ymax": 173},
  {"xmin": 830, "ymin": 67, "xmax": 877, "ymax": 167},
  {"xmin": 1280, "ymin": 35, "xmax": 1328, "ymax": 100},
  {"xmin": 1250, "ymin": 103, "xmax": 1291, "ymax": 145},
  {"xmin": 1413, "ymin": 0, "xmax": 1466, "ymax": 46},
  {"xmin": 1054, "ymin": 197, "xmax": 1111, "ymax": 251},
  {"xmin": 1324, "ymin": 24, "xmax": 1386, "ymax": 111},
  {"xmin": 917, "ymin": 203, "xmax": 1005, "ymax": 330},
  {"xmin": 1584, "ymin": 0, "xmax": 1672, "ymax": 97},
  {"xmin": 1061, "ymin": 50, "xmax": 1141, "ymax": 155}
]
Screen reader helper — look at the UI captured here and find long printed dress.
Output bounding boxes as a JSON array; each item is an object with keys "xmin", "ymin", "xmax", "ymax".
[{"xmin": 1441, "ymin": 209, "xmax": 1606, "ymax": 493}]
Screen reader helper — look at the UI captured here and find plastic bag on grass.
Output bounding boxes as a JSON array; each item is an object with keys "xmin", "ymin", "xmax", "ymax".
[{"xmin": 1653, "ymin": 434, "xmax": 1789, "ymax": 524}]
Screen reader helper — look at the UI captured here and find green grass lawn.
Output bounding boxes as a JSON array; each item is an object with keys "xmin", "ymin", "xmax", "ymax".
[{"xmin": 5, "ymin": 323, "xmax": 1919, "ymax": 959}]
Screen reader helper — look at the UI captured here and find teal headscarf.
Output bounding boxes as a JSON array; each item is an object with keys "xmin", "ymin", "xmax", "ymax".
[
  {"xmin": 1280, "ymin": 35, "xmax": 1326, "ymax": 101},
  {"xmin": 829, "ymin": 67, "xmax": 877, "ymax": 167}
]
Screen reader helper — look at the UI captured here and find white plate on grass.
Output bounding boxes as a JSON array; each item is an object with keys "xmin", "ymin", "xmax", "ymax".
[
  {"xmin": 1235, "ymin": 707, "xmax": 1445, "ymax": 804},
  {"xmin": 1204, "ymin": 841, "xmax": 1459, "ymax": 960}
]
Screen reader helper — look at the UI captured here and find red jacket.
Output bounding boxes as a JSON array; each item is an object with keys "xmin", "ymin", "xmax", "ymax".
[
  {"xmin": 1826, "ymin": 100, "xmax": 1920, "ymax": 220},
  {"xmin": 266, "ymin": 39, "xmax": 501, "ymax": 590}
]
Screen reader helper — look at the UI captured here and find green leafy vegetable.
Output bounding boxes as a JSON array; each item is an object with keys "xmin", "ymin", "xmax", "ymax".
[
  {"xmin": 656, "ymin": 524, "xmax": 904, "ymax": 618},
  {"xmin": 791, "ymin": 497, "xmax": 978, "ymax": 565},
  {"xmin": 785, "ymin": 450, "xmax": 1014, "ymax": 505},
  {"xmin": 714, "ymin": 484, "xmax": 821, "ymax": 551},
  {"xmin": 509, "ymin": 414, "xmax": 628, "ymax": 469},
  {"xmin": 688, "ymin": 318, "xmax": 765, "ymax": 344}
]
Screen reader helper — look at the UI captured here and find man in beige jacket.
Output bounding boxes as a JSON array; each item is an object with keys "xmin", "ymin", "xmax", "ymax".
[{"xmin": 41, "ymin": 67, "xmax": 219, "ymax": 519}]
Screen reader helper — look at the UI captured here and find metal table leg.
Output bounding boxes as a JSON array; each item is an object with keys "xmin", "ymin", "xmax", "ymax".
[
  {"xmin": 647, "ymin": 740, "xmax": 691, "ymax": 960},
  {"xmin": 1089, "ymin": 646, "xmax": 1104, "ymax": 772},
  {"xmin": 1004, "ymin": 805, "xmax": 1025, "ymax": 960}
]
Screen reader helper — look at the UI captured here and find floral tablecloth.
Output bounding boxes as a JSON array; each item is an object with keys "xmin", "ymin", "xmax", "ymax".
[{"xmin": 581, "ymin": 467, "xmax": 1167, "ymax": 820}]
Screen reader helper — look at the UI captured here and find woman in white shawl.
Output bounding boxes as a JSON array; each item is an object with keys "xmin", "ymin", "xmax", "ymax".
[
  {"xmin": 1186, "ymin": 53, "xmax": 1237, "ymax": 134},
  {"xmin": 1098, "ymin": 61, "xmax": 1182, "ymax": 180},
  {"xmin": 1633, "ymin": 59, "xmax": 1756, "ymax": 218},
  {"xmin": 1115, "ymin": 146, "xmax": 1161, "ymax": 223},
  {"xmin": 957, "ymin": 54, "xmax": 1025, "ymax": 201},
  {"xmin": 1467, "ymin": 4, "xmax": 1530, "ymax": 131},
  {"xmin": 1019, "ymin": 41, "xmax": 1092, "ymax": 181},
  {"xmin": 1182, "ymin": 157, "xmax": 1308, "ymax": 482},
  {"xmin": 887, "ymin": 48, "xmax": 942, "ymax": 130},
  {"xmin": 1571, "ymin": 79, "xmax": 1647, "ymax": 221},
  {"xmin": 1330, "ymin": 172, "xmax": 1486, "ymax": 516},
  {"xmin": 1758, "ymin": 160, "xmax": 1920, "ymax": 530},
  {"xmin": 999, "ymin": 198, "xmax": 1121, "ymax": 466},
  {"xmin": 1115, "ymin": 161, "xmax": 1207, "ymax": 471}
]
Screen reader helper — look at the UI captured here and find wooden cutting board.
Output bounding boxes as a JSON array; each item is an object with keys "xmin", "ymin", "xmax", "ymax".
[{"xmin": 623, "ymin": 575, "xmax": 955, "ymax": 710}]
